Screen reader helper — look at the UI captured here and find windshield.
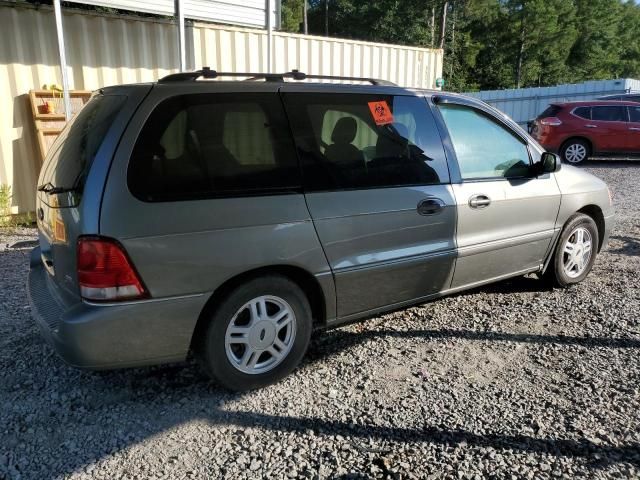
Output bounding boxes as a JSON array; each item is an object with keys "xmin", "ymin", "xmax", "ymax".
[{"xmin": 38, "ymin": 94, "xmax": 127, "ymax": 198}]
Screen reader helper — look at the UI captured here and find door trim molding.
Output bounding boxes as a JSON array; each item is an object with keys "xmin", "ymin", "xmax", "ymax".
[{"xmin": 457, "ymin": 229, "xmax": 555, "ymax": 258}]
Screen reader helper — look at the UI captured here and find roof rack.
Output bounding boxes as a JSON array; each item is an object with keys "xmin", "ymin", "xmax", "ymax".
[{"xmin": 158, "ymin": 68, "xmax": 396, "ymax": 86}]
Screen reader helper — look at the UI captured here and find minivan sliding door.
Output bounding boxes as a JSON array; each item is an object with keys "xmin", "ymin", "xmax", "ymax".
[{"xmin": 282, "ymin": 88, "xmax": 457, "ymax": 320}]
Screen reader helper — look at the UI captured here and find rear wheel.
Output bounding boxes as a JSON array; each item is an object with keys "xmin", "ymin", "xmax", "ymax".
[
  {"xmin": 197, "ymin": 275, "xmax": 312, "ymax": 391},
  {"xmin": 545, "ymin": 213, "xmax": 598, "ymax": 288},
  {"xmin": 560, "ymin": 139, "xmax": 590, "ymax": 164}
]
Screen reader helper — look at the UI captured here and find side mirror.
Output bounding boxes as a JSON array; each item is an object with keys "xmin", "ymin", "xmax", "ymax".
[{"xmin": 540, "ymin": 152, "xmax": 561, "ymax": 174}]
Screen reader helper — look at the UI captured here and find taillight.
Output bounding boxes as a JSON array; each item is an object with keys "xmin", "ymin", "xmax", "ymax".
[
  {"xmin": 540, "ymin": 117, "xmax": 562, "ymax": 126},
  {"xmin": 77, "ymin": 237, "xmax": 148, "ymax": 301}
]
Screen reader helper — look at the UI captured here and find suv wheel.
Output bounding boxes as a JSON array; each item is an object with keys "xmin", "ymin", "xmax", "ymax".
[
  {"xmin": 545, "ymin": 213, "xmax": 598, "ymax": 287},
  {"xmin": 561, "ymin": 139, "xmax": 590, "ymax": 164},
  {"xmin": 197, "ymin": 275, "xmax": 312, "ymax": 391}
]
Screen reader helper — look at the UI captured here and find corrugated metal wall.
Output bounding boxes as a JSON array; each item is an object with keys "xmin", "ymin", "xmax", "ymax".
[
  {"xmin": 0, "ymin": 4, "xmax": 442, "ymax": 213},
  {"xmin": 193, "ymin": 24, "xmax": 443, "ymax": 89},
  {"xmin": 66, "ymin": 0, "xmax": 280, "ymax": 29},
  {"xmin": 468, "ymin": 79, "xmax": 640, "ymax": 126}
]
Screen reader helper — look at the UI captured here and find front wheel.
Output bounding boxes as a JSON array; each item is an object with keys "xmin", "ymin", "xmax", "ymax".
[
  {"xmin": 545, "ymin": 213, "xmax": 599, "ymax": 288},
  {"xmin": 197, "ymin": 275, "xmax": 312, "ymax": 391}
]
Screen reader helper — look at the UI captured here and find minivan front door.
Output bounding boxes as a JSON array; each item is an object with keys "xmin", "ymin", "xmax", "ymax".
[
  {"xmin": 435, "ymin": 101, "xmax": 561, "ymax": 289},
  {"xmin": 282, "ymin": 88, "xmax": 456, "ymax": 319}
]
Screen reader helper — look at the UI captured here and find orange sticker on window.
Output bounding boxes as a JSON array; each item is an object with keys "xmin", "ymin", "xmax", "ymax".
[{"xmin": 368, "ymin": 101, "xmax": 394, "ymax": 125}]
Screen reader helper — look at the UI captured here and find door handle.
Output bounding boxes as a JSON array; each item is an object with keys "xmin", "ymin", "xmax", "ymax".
[
  {"xmin": 630, "ymin": 127, "xmax": 640, "ymax": 131},
  {"xmin": 585, "ymin": 124, "xmax": 598, "ymax": 128},
  {"xmin": 417, "ymin": 198, "xmax": 444, "ymax": 215},
  {"xmin": 469, "ymin": 194, "xmax": 491, "ymax": 209}
]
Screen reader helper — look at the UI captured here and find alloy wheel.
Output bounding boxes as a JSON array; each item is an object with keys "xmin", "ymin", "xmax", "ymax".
[
  {"xmin": 564, "ymin": 143, "xmax": 587, "ymax": 163},
  {"xmin": 562, "ymin": 227, "xmax": 593, "ymax": 278},
  {"xmin": 224, "ymin": 295, "xmax": 297, "ymax": 375}
]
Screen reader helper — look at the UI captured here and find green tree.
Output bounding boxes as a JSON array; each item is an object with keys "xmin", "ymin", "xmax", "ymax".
[
  {"xmin": 568, "ymin": 0, "xmax": 623, "ymax": 80},
  {"xmin": 281, "ymin": 0, "xmax": 305, "ymax": 33},
  {"xmin": 304, "ymin": 0, "xmax": 640, "ymax": 91}
]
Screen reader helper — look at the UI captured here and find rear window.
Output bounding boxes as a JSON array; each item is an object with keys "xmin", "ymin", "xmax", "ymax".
[
  {"xmin": 128, "ymin": 94, "xmax": 299, "ymax": 201},
  {"xmin": 573, "ymin": 106, "xmax": 591, "ymax": 119},
  {"xmin": 39, "ymin": 94, "xmax": 127, "ymax": 196},
  {"xmin": 537, "ymin": 105, "xmax": 561, "ymax": 119},
  {"xmin": 592, "ymin": 106, "xmax": 626, "ymax": 122}
]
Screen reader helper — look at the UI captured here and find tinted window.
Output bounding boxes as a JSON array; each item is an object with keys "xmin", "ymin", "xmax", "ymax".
[
  {"xmin": 630, "ymin": 106, "xmax": 640, "ymax": 123},
  {"xmin": 283, "ymin": 94, "xmax": 449, "ymax": 191},
  {"xmin": 128, "ymin": 94, "xmax": 299, "ymax": 201},
  {"xmin": 538, "ymin": 105, "xmax": 561, "ymax": 119},
  {"xmin": 573, "ymin": 107, "xmax": 591, "ymax": 119},
  {"xmin": 39, "ymin": 94, "xmax": 127, "ymax": 193},
  {"xmin": 592, "ymin": 106, "xmax": 626, "ymax": 122},
  {"xmin": 438, "ymin": 104, "xmax": 531, "ymax": 180}
]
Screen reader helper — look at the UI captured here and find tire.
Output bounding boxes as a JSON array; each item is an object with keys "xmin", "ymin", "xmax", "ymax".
[
  {"xmin": 544, "ymin": 213, "xmax": 599, "ymax": 288},
  {"xmin": 560, "ymin": 138, "xmax": 591, "ymax": 165},
  {"xmin": 197, "ymin": 275, "xmax": 312, "ymax": 391}
]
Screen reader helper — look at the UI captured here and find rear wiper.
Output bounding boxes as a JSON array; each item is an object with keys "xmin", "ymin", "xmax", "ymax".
[{"xmin": 37, "ymin": 182, "xmax": 78, "ymax": 195}]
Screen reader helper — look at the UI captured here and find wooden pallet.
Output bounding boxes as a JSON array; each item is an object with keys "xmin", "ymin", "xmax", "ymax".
[{"xmin": 29, "ymin": 89, "xmax": 92, "ymax": 163}]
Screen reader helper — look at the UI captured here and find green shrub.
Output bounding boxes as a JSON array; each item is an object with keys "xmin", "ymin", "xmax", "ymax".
[{"xmin": 0, "ymin": 184, "xmax": 11, "ymax": 227}]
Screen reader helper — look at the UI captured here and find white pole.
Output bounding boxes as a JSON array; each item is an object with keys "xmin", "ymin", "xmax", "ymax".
[
  {"xmin": 175, "ymin": 0, "xmax": 186, "ymax": 71},
  {"xmin": 266, "ymin": 0, "xmax": 273, "ymax": 73},
  {"xmin": 53, "ymin": 0, "xmax": 72, "ymax": 121}
]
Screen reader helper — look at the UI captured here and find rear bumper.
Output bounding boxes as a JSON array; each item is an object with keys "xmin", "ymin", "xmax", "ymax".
[{"xmin": 28, "ymin": 255, "xmax": 208, "ymax": 369}]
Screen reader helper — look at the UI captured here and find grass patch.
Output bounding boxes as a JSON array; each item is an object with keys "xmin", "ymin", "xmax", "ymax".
[{"xmin": 0, "ymin": 184, "xmax": 11, "ymax": 227}]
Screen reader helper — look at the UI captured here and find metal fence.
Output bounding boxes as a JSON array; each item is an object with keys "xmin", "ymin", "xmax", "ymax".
[
  {"xmin": 0, "ymin": 3, "xmax": 443, "ymax": 213},
  {"xmin": 467, "ymin": 79, "xmax": 640, "ymax": 127}
]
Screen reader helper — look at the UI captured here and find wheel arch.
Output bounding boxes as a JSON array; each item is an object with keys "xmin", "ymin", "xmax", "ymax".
[
  {"xmin": 560, "ymin": 136, "xmax": 594, "ymax": 158},
  {"xmin": 189, "ymin": 265, "xmax": 327, "ymax": 352},
  {"xmin": 577, "ymin": 204, "xmax": 605, "ymax": 252}
]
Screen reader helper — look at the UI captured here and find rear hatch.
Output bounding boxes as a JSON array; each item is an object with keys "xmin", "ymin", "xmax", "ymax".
[
  {"xmin": 35, "ymin": 88, "xmax": 147, "ymax": 300},
  {"xmin": 530, "ymin": 104, "xmax": 562, "ymax": 138}
]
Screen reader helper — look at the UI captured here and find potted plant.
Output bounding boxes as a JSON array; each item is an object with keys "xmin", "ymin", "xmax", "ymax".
[{"xmin": 41, "ymin": 84, "xmax": 63, "ymax": 114}]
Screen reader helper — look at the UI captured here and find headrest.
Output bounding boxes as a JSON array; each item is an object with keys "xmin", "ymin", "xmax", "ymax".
[{"xmin": 331, "ymin": 117, "xmax": 358, "ymax": 144}]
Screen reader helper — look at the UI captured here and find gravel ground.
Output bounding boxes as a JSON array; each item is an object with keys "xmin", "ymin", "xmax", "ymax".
[{"xmin": 1, "ymin": 161, "xmax": 639, "ymax": 480}]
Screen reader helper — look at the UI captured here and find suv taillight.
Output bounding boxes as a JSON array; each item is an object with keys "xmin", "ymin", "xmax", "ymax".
[
  {"xmin": 77, "ymin": 237, "xmax": 148, "ymax": 301},
  {"xmin": 540, "ymin": 117, "xmax": 562, "ymax": 126}
]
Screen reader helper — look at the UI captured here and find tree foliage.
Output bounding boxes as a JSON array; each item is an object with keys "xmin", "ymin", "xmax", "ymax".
[{"xmin": 280, "ymin": 0, "xmax": 640, "ymax": 91}]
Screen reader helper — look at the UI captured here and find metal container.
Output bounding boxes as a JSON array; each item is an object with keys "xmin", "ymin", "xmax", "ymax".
[{"xmin": 0, "ymin": 4, "xmax": 443, "ymax": 213}]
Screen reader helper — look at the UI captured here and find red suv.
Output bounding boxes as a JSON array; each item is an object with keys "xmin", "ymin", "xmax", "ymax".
[{"xmin": 531, "ymin": 101, "xmax": 640, "ymax": 164}]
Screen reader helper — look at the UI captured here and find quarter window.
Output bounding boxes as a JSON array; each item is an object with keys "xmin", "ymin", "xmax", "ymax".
[
  {"xmin": 128, "ymin": 94, "xmax": 299, "ymax": 201},
  {"xmin": 591, "ymin": 106, "xmax": 626, "ymax": 122},
  {"xmin": 629, "ymin": 106, "xmax": 640, "ymax": 123},
  {"xmin": 283, "ymin": 94, "xmax": 449, "ymax": 191},
  {"xmin": 438, "ymin": 104, "xmax": 531, "ymax": 180}
]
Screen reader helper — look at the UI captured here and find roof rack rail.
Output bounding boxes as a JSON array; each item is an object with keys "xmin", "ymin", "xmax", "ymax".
[{"xmin": 158, "ymin": 68, "xmax": 396, "ymax": 86}]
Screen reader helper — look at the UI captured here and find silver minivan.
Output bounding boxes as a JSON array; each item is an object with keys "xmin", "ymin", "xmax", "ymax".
[{"xmin": 28, "ymin": 70, "xmax": 614, "ymax": 391}]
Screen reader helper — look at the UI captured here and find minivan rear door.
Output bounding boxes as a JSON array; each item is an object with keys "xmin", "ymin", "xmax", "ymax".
[
  {"xmin": 282, "ymin": 86, "xmax": 456, "ymax": 320},
  {"xmin": 35, "ymin": 85, "xmax": 151, "ymax": 298}
]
